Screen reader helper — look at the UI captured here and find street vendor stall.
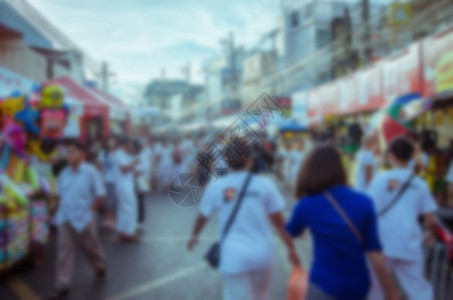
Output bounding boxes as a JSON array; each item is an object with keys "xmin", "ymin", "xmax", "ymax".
[
  {"xmin": 45, "ymin": 77, "xmax": 110, "ymax": 141},
  {"xmin": 90, "ymin": 88, "xmax": 131, "ymax": 135}
]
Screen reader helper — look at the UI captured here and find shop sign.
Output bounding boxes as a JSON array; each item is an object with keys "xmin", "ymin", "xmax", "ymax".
[
  {"xmin": 381, "ymin": 43, "xmax": 422, "ymax": 104},
  {"xmin": 0, "ymin": 66, "xmax": 36, "ymax": 96},
  {"xmin": 388, "ymin": 2, "xmax": 413, "ymax": 27},
  {"xmin": 422, "ymin": 27, "xmax": 453, "ymax": 97}
]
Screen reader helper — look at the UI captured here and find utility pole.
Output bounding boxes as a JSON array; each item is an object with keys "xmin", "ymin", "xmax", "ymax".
[
  {"xmin": 96, "ymin": 62, "xmax": 115, "ymax": 92},
  {"xmin": 180, "ymin": 63, "xmax": 191, "ymax": 83},
  {"xmin": 362, "ymin": 0, "xmax": 371, "ymax": 64},
  {"xmin": 220, "ymin": 32, "xmax": 238, "ymax": 98}
]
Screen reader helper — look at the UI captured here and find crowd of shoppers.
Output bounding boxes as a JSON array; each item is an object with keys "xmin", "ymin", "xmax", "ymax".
[
  {"xmin": 188, "ymin": 132, "xmax": 444, "ymax": 300},
  {"xmin": 47, "ymin": 128, "xmax": 447, "ymax": 300}
]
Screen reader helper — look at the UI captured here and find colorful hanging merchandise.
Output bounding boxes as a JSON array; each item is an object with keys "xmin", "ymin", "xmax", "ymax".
[{"xmin": 0, "ymin": 85, "xmax": 67, "ymax": 272}]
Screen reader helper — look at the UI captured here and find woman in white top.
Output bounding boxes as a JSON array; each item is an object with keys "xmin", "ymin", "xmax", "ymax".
[
  {"xmin": 290, "ymin": 138, "xmax": 307, "ymax": 190},
  {"xmin": 114, "ymin": 137, "xmax": 140, "ymax": 242},
  {"xmin": 277, "ymin": 141, "xmax": 292, "ymax": 186},
  {"xmin": 187, "ymin": 137, "xmax": 300, "ymax": 300},
  {"xmin": 156, "ymin": 138, "xmax": 174, "ymax": 190}
]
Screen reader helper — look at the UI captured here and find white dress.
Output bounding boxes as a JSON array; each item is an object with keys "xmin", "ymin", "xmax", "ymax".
[
  {"xmin": 114, "ymin": 149, "xmax": 138, "ymax": 235},
  {"xmin": 158, "ymin": 145, "xmax": 174, "ymax": 186}
]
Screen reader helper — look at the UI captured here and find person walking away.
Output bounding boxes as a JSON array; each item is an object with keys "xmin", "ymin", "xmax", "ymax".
[
  {"xmin": 276, "ymin": 140, "xmax": 292, "ymax": 184},
  {"xmin": 141, "ymin": 137, "xmax": 154, "ymax": 189},
  {"xmin": 50, "ymin": 141, "xmax": 106, "ymax": 300},
  {"xmin": 187, "ymin": 137, "xmax": 300, "ymax": 300},
  {"xmin": 213, "ymin": 134, "xmax": 228, "ymax": 177},
  {"xmin": 354, "ymin": 133, "xmax": 378, "ymax": 192},
  {"xmin": 367, "ymin": 136, "xmax": 437, "ymax": 300},
  {"xmin": 286, "ymin": 143, "xmax": 398, "ymax": 300},
  {"xmin": 132, "ymin": 140, "xmax": 150, "ymax": 230},
  {"xmin": 98, "ymin": 137, "xmax": 118, "ymax": 229},
  {"xmin": 114, "ymin": 137, "xmax": 140, "ymax": 243},
  {"xmin": 157, "ymin": 137, "xmax": 174, "ymax": 190}
]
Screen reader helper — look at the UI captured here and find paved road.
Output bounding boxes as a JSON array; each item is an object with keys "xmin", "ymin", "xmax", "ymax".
[{"xmin": 0, "ymin": 177, "xmax": 312, "ymax": 300}]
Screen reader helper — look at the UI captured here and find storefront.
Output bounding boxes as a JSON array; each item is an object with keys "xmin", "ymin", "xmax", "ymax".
[
  {"xmin": 0, "ymin": 66, "xmax": 36, "ymax": 97},
  {"xmin": 45, "ymin": 76, "xmax": 110, "ymax": 141},
  {"xmin": 89, "ymin": 88, "xmax": 131, "ymax": 135}
]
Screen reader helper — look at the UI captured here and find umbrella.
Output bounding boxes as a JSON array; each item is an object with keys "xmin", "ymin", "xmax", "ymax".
[
  {"xmin": 279, "ymin": 119, "xmax": 307, "ymax": 132},
  {"xmin": 380, "ymin": 92, "xmax": 431, "ymax": 143}
]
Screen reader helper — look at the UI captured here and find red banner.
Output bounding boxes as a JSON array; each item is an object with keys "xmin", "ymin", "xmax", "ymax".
[
  {"xmin": 381, "ymin": 43, "xmax": 422, "ymax": 104},
  {"xmin": 303, "ymin": 42, "xmax": 423, "ymax": 118}
]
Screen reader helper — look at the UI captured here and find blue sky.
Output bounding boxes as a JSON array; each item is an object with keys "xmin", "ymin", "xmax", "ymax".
[{"xmin": 28, "ymin": 0, "xmax": 282, "ymax": 88}]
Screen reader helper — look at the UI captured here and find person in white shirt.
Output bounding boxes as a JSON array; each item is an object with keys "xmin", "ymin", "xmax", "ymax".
[
  {"xmin": 114, "ymin": 137, "xmax": 140, "ymax": 242},
  {"xmin": 139, "ymin": 137, "xmax": 153, "ymax": 186},
  {"xmin": 187, "ymin": 137, "xmax": 300, "ymax": 300},
  {"xmin": 98, "ymin": 137, "xmax": 119, "ymax": 229},
  {"xmin": 409, "ymin": 140, "xmax": 430, "ymax": 173},
  {"xmin": 50, "ymin": 141, "xmax": 106, "ymax": 300},
  {"xmin": 156, "ymin": 138, "xmax": 174, "ymax": 190},
  {"xmin": 277, "ymin": 141, "xmax": 292, "ymax": 185},
  {"xmin": 213, "ymin": 135, "xmax": 228, "ymax": 177},
  {"xmin": 290, "ymin": 138, "xmax": 307, "ymax": 190},
  {"xmin": 133, "ymin": 140, "xmax": 151, "ymax": 228},
  {"xmin": 355, "ymin": 133, "xmax": 378, "ymax": 192},
  {"xmin": 367, "ymin": 136, "xmax": 437, "ymax": 300}
]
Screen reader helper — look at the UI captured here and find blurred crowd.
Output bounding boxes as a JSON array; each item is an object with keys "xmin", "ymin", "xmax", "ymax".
[{"xmin": 45, "ymin": 127, "xmax": 453, "ymax": 300}]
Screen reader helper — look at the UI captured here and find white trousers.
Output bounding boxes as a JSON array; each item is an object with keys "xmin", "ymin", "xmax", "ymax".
[
  {"xmin": 368, "ymin": 257, "xmax": 433, "ymax": 300},
  {"xmin": 222, "ymin": 268, "xmax": 272, "ymax": 300},
  {"xmin": 115, "ymin": 183, "xmax": 138, "ymax": 235}
]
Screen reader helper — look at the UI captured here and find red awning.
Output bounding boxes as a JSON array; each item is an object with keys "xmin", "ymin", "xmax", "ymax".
[
  {"xmin": 90, "ymin": 88, "xmax": 129, "ymax": 111},
  {"xmin": 45, "ymin": 76, "xmax": 110, "ymax": 140},
  {"xmin": 45, "ymin": 76, "xmax": 109, "ymax": 117}
]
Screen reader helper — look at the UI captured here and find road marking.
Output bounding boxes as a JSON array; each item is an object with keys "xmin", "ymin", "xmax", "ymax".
[
  {"xmin": 108, "ymin": 263, "xmax": 207, "ymax": 300},
  {"xmin": 6, "ymin": 276, "xmax": 41, "ymax": 300}
]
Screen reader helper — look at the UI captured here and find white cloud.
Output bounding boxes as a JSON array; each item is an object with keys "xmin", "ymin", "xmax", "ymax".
[{"xmin": 27, "ymin": 0, "xmax": 280, "ymax": 86}]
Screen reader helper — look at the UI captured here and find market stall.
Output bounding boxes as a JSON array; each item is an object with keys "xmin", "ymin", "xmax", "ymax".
[
  {"xmin": 0, "ymin": 82, "xmax": 68, "ymax": 271},
  {"xmin": 45, "ymin": 76, "xmax": 110, "ymax": 141},
  {"xmin": 89, "ymin": 88, "xmax": 131, "ymax": 135}
]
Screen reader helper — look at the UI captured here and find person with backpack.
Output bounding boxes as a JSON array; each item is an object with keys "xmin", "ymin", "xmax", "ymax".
[
  {"xmin": 286, "ymin": 143, "xmax": 399, "ymax": 300},
  {"xmin": 367, "ymin": 136, "xmax": 437, "ymax": 300},
  {"xmin": 187, "ymin": 136, "xmax": 300, "ymax": 300}
]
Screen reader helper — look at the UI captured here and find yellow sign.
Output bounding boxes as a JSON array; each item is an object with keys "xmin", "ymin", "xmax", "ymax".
[
  {"xmin": 435, "ymin": 51, "xmax": 453, "ymax": 94},
  {"xmin": 388, "ymin": 2, "xmax": 413, "ymax": 26}
]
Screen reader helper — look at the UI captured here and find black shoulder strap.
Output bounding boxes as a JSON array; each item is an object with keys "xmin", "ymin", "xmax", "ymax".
[
  {"xmin": 378, "ymin": 172, "xmax": 416, "ymax": 217},
  {"xmin": 324, "ymin": 192, "xmax": 363, "ymax": 244},
  {"xmin": 222, "ymin": 172, "xmax": 253, "ymax": 239}
]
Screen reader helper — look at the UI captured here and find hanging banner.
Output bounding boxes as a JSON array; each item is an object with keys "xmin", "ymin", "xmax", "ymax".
[
  {"xmin": 381, "ymin": 43, "xmax": 422, "ymax": 104},
  {"xmin": 0, "ymin": 66, "xmax": 36, "ymax": 97},
  {"xmin": 422, "ymin": 27, "xmax": 453, "ymax": 98}
]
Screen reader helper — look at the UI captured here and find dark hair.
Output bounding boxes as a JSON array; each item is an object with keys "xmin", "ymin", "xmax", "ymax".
[
  {"xmin": 68, "ymin": 140, "xmax": 87, "ymax": 153},
  {"xmin": 388, "ymin": 136, "xmax": 414, "ymax": 162},
  {"xmin": 295, "ymin": 143, "xmax": 347, "ymax": 199},
  {"xmin": 224, "ymin": 136, "xmax": 253, "ymax": 170},
  {"xmin": 132, "ymin": 139, "xmax": 142, "ymax": 154},
  {"xmin": 117, "ymin": 135, "xmax": 131, "ymax": 146}
]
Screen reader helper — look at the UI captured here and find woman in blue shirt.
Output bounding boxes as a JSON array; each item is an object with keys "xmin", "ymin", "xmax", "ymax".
[{"xmin": 286, "ymin": 144, "xmax": 399, "ymax": 300}]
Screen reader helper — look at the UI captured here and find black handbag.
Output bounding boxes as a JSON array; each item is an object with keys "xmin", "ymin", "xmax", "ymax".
[{"xmin": 205, "ymin": 172, "xmax": 253, "ymax": 268}]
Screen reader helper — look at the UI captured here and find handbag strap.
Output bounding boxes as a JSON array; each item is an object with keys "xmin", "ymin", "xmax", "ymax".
[
  {"xmin": 324, "ymin": 192, "xmax": 363, "ymax": 245},
  {"xmin": 378, "ymin": 172, "xmax": 416, "ymax": 217},
  {"xmin": 222, "ymin": 172, "xmax": 253, "ymax": 239}
]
